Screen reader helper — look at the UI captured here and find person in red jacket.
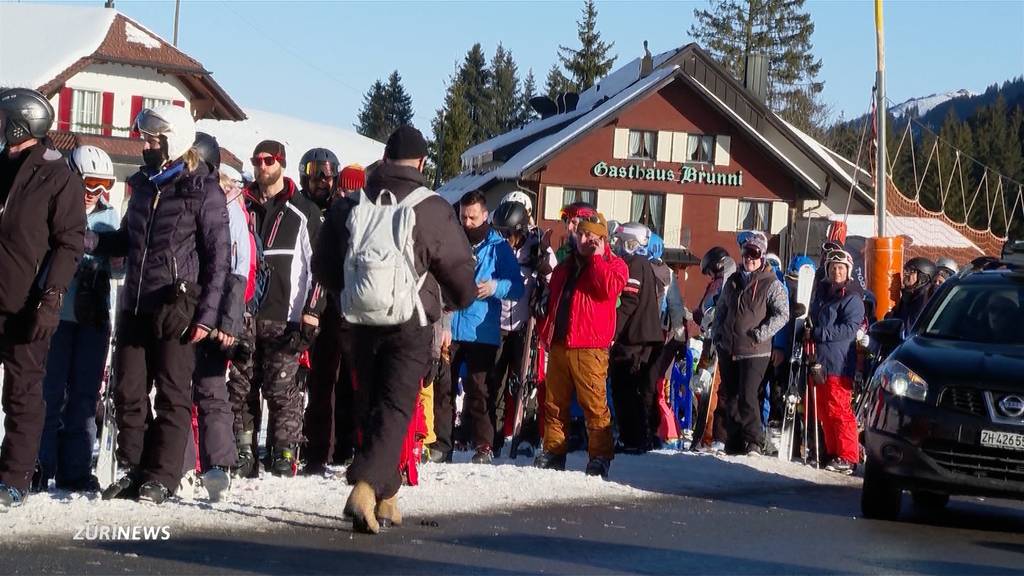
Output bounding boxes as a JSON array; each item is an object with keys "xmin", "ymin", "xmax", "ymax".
[{"xmin": 535, "ymin": 211, "xmax": 627, "ymax": 478}]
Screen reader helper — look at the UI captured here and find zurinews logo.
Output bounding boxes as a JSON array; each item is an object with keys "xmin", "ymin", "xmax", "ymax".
[{"xmin": 73, "ymin": 525, "xmax": 172, "ymax": 541}]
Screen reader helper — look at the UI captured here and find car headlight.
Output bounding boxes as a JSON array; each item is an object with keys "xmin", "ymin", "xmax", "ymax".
[{"xmin": 872, "ymin": 358, "xmax": 928, "ymax": 402}]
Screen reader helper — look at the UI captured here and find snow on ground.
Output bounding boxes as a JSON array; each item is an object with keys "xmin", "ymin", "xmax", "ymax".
[{"xmin": 0, "ymin": 449, "xmax": 859, "ymax": 538}]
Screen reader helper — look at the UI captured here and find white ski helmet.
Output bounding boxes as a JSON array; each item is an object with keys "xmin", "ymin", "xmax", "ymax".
[
  {"xmin": 134, "ymin": 103, "xmax": 196, "ymax": 161},
  {"xmin": 500, "ymin": 190, "xmax": 533, "ymax": 214},
  {"xmin": 67, "ymin": 144, "xmax": 114, "ymax": 181},
  {"xmin": 824, "ymin": 249, "xmax": 855, "ymax": 275},
  {"xmin": 613, "ymin": 222, "xmax": 652, "ymax": 256},
  {"xmin": 936, "ymin": 257, "xmax": 958, "ymax": 276}
]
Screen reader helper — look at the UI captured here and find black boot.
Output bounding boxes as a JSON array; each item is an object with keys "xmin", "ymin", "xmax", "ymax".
[
  {"xmin": 533, "ymin": 451, "xmax": 567, "ymax": 471},
  {"xmin": 138, "ymin": 481, "xmax": 171, "ymax": 505},
  {"xmin": 101, "ymin": 470, "xmax": 141, "ymax": 500},
  {"xmin": 232, "ymin": 444, "xmax": 256, "ymax": 479},
  {"xmin": 271, "ymin": 446, "xmax": 298, "ymax": 477},
  {"xmin": 585, "ymin": 457, "xmax": 611, "ymax": 479}
]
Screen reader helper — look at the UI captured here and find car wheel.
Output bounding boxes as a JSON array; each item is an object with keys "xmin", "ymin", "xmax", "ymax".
[
  {"xmin": 861, "ymin": 457, "xmax": 902, "ymax": 520},
  {"xmin": 911, "ymin": 491, "xmax": 950, "ymax": 511}
]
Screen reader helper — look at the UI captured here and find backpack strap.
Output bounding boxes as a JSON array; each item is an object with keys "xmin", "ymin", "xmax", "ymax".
[
  {"xmin": 400, "ymin": 186, "xmax": 436, "ymax": 208},
  {"xmin": 400, "ymin": 186, "xmax": 434, "ymax": 327}
]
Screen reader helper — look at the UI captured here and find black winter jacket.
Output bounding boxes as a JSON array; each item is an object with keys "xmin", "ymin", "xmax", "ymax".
[
  {"xmin": 614, "ymin": 253, "xmax": 664, "ymax": 347},
  {"xmin": 245, "ymin": 177, "xmax": 323, "ymax": 324},
  {"xmin": 0, "ymin": 143, "xmax": 85, "ymax": 315},
  {"xmin": 312, "ymin": 163, "xmax": 476, "ymax": 325},
  {"xmin": 99, "ymin": 161, "xmax": 229, "ymax": 329}
]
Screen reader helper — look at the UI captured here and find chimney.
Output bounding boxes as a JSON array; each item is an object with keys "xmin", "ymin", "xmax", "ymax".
[{"xmin": 744, "ymin": 52, "xmax": 769, "ymax": 103}]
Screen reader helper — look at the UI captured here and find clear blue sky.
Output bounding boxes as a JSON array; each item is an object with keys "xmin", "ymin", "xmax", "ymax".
[{"xmin": 26, "ymin": 0, "xmax": 1024, "ymax": 135}]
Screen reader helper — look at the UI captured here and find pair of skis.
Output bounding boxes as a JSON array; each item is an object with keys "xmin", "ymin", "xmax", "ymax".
[
  {"xmin": 95, "ymin": 286, "xmax": 119, "ymax": 489},
  {"xmin": 689, "ymin": 306, "xmax": 718, "ymax": 452},
  {"xmin": 777, "ymin": 265, "xmax": 815, "ymax": 463},
  {"xmin": 502, "ymin": 316, "xmax": 539, "ymax": 459}
]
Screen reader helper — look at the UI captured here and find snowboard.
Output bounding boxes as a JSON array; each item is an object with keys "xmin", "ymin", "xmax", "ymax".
[
  {"xmin": 505, "ymin": 316, "xmax": 539, "ymax": 459},
  {"xmin": 689, "ymin": 306, "xmax": 718, "ymax": 452},
  {"xmin": 95, "ymin": 285, "xmax": 119, "ymax": 489},
  {"xmin": 778, "ymin": 264, "xmax": 816, "ymax": 462}
]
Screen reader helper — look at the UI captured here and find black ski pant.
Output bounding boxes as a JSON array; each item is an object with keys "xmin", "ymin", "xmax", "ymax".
[
  {"xmin": 485, "ymin": 329, "xmax": 527, "ymax": 447},
  {"xmin": 227, "ymin": 318, "xmax": 302, "ymax": 451},
  {"xmin": 302, "ymin": 302, "xmax": 356, "ymax": 466},
  {"xmin": 712, "ymin": 354, "xmax": 771, "ymax": 451},
  {"xmin": 0, "ymin": 314, "xmax": 54, "ymax": 492},
  {"xmin": 434, "ymin": 341, "xmax": 499, "ymax": 454},
  {"xmin": 114, "ymin": 313, "xmax": 196, "ymax": 491},
  {"xmin": 610, "ymin": 344, "xmax": 659, "ymax": 451},
  {"xmin": 183, "ymin": 340, "xmax": 238, "ymax": 473},
  {"xmin": 346, "ymin": 322, "xmax": 432, "ymax": 500}
]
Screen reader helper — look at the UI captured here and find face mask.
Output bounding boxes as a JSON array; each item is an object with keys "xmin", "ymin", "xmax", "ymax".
[
  {"xmin": 465, "ymin": 221, "xmax": 490, "ymax": 245},
  {"xmin": 143, "ymin": 149, "xmax": 167, "ymax": 171}
]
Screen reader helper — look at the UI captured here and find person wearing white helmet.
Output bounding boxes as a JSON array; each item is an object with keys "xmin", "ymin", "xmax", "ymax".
[
  {"xmin": 90, "ymin": 104, "xmax": 230, "ymax": 504},
  {"xmin": 934, "ymin": 257, "xmax": 958, "ymax": 287},
  {"xmin": 609, "ymin": 223, "xmax": 665, "ymax": 453},
  {"xmin": 808, "ymin": 249, "xmax": 864, "ymax": 474},
  {"xmin": 34, "ymin": 146, "xmax": 123, "ymax": 494}
]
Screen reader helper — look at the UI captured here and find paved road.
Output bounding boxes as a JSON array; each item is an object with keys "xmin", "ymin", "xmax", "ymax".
[{"xmin": 4, "ymin": 475, "xmax": 1024, "ymax": 575}]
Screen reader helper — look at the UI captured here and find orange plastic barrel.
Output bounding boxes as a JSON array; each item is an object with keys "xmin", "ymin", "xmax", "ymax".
[{"xmin": 866, "ymin": 236, "xmax": 904, "ymax": 322}]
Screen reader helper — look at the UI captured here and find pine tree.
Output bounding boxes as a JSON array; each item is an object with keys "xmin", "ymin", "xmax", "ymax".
[
  {"xmin": 356, "ymin": 80, "xmax": 389, "ymax": 141},
  {"xmin": 970, "ymin": 95, "xmax": 1023, "ymax": 233},
  {"xmin": 545, "ymin": 64, "xmax": 572, "ymax": 101},
  {"xmin": 383, "ymin": 70, "xmax": 415, "ymax": 135},
  {"xmin": 489, "ymin": 44, "xmax": 521, "ymax": 134},
  {"xmin": 558, "ymin": 0, "xmax": 617, "ymax": 91},
  {"xmin": 519, "ymin": 69, "xmax": 539, "ymax": 124},
  {"xmin": 690, "ymin": 0, "xmax": 826, "ymax": 134},
  {"xmin": 935, "ymin": 108, "xmax": 975, "ymax": 225},
  {"xmin": 457, "ymin": 43, "xmax": 494, "ymax": 144},
  {"xmin": 431, "ymin": 78, "xmax": 472, "ymax": 184}
]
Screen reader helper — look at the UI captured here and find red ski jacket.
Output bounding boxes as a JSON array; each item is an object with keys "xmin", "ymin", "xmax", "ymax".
[{"xmin": 540, "ymin": 250, "xmax": 627, "ymax": 350}]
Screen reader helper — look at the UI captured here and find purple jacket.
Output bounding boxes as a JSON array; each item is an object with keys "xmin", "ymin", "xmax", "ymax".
[{"xmin": 104, "ymin": 162, "xmax": 229, "ymax": 329}]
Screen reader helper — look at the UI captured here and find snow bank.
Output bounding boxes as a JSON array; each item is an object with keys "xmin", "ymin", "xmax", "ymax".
[{"xmin": 1, "ymin": 450, "xmax": 858, "ymax": 538}]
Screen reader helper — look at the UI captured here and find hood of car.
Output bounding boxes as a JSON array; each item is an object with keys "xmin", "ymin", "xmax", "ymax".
[{"xmin": 895, "ymin": 335, "xmax": 1024, "ymax": 392}]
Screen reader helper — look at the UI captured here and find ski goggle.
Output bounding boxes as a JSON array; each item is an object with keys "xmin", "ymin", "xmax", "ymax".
[
  {"xmin": 133, "ymin": 108, "xmax": 171, "ymax": 136},
  {"xmin": 251, "ymin": 154, "xmax": 282, "ymax": 167},
  {"xmin": 83, "ymin": 176, "xmax": 114, "ymax": 194},
  {"xmin": 741, "ymin": 246, "xmax": 763, "ymax": 260},
  {"xmin": 561, "ymin": 207, "xmax": 596, "ymax": 222},
  {"xmin": 822, "ymin": 240, "xmax": 843, "ymax": 252},
  {"xmin": 304, "ymin": 161, "xmax": 335, "ymax": 180}
]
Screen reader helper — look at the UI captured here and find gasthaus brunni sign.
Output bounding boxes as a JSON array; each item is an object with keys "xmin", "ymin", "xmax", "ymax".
[{"xmin": 591, "ymin": 161, "xmax": 743, "ymax": 187}]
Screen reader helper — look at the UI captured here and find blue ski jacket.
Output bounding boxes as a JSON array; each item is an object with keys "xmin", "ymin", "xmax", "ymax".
[
  {"xmin": 809, "ymin": 280, "xmax": 865, "ymax": 379},
  {"xmin": 451, "ymin": 228, "xmax": 524, "ymax": 346}
]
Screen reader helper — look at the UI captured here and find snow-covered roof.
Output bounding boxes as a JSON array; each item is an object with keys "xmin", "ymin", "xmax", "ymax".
[
  {"xmin": 439, "ymin": 66, "xmax": 678, "ymax": 201},
  {"xmin": 779, "ymin": 117, "xmax": 874, "ymax": 203},
  {"xmin": 197, "ymin": 108, "xmax": 385, "ymax": 183},
  {"xmin": 0, "ymin": 3, "xmax": 115, "ymax": 89},
  {"xmin": 836, "ymin": 214, "xmax": 979, "ymax": 250}
]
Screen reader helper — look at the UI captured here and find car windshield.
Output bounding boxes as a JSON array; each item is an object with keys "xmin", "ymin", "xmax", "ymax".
[{"xmin": 923, "ymin": 283, "xmax": 1024, "ymax": 345}]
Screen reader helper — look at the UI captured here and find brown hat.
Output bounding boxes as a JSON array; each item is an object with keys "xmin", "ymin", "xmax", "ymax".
[
  {"xmin": 253, "ymin": 140, "xmax": 286, "ymax": 168},
  {"xmin": 578, "ymin": 211, "xmax": 609, "ymax": 238}
]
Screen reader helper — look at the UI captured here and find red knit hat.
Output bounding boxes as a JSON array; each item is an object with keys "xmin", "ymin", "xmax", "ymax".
[{"xmin": 339, "ymin": 163, "xmax": 365, "ymax": 191}]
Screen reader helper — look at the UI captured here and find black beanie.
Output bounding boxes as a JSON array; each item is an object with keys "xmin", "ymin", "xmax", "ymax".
[
  {"xmin": 384, "ymin": 125, "xmax": 428, "ymax": 160},
  {"xmin": 253, "ymin": 140, "xmax": 287, "ymax": 168}
]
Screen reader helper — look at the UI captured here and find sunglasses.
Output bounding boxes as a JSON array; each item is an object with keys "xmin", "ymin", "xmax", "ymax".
[
  {"xmin": 83, "ymin": 177, "xmax": 114, "ymax": 194},
  {"xmin": 251, "ymin": 155, "xmax": 282, "ymax": 167}
]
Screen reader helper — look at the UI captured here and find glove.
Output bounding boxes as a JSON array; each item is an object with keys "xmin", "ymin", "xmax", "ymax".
[
  {"xmin": 154, "ymin": 280, "xmax": 199, "ymax": 341},
  {"xmin": 283, "ymin": 321, "xmax": 318, "ymax": 354},
  {"xmin": 29, "ymin": 291, "xmax": 62, "ymax": 342},
  {"xmin": 672, "ymin": 325, "xmax": 687, "ymax": 342},
  {"xmin": 856, "ymin": 328, "xmax": 871, "ymax": 349}
]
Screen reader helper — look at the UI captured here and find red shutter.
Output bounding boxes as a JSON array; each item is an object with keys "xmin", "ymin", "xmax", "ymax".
[
  {"xmin": 101, "ymin": 92, "xmax": 114, "ymax": 136},
  {"xmin": 172, "ymin": 99, "xmax": 185, "ymax": 108},
  {"xmin": 129, "ymin": 95, "xmax": 144, "ymax": 138},
  {"xmin": 58, "ymin": 87, "xmax": 73, "ymax": 132}
]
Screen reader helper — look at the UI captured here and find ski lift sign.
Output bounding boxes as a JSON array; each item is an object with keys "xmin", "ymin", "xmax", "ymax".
[{"xmin": 591, "ymin": 161, "xmax": 743, "ymax": 187}]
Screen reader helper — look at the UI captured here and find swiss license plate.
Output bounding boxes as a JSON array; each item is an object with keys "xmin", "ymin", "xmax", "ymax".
[{"xmin": 981, "ymin": 429, "xmax": 1024, "ymax": 451}]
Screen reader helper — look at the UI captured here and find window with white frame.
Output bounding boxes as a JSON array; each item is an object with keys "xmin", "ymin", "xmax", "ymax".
[
  {"xmin": 143, "ymin": 97, "xmax": 172, "ymax": 110},
  {"xmin": 71, "ymin": 89, "xmax": 102, "ymax": 134},
  {"xmin": 630, "ymin": 191, "xmax": 665, "ymax": 236},
  {"xmin": 737, "ymin": 199, "xmax": 772, "ymax": 232},
  {"xmin": 686, "ymin": 134, "xmax": 716, "ymax": 164},
  {"xmin": 627, "ymin": 130, "xmax": 657, "ymax": 160},
  {"xmin": 562, "ymin": 188, "xmax": 597, "ymax": 207}
]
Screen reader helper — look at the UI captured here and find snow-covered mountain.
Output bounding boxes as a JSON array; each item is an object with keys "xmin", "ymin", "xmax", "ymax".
[{"xmin": 890, "ymin": 88, "xmax": 976, "ymax": 118}]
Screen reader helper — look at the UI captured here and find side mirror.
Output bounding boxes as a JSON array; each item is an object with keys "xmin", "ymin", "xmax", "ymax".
[{"xmin": 869, "ymin": 318, "xmax": 904, "ymax": 347}]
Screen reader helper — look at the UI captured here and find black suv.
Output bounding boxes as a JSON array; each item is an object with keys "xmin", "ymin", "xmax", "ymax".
[{"xmin": 860, "ymin": 243, "xmax": 1024, "ymax": 520}]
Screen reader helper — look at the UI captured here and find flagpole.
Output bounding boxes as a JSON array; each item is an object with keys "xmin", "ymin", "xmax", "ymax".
[{"xmin": 874, "ymin": 0, "xmax": 886, "ymax": 236}]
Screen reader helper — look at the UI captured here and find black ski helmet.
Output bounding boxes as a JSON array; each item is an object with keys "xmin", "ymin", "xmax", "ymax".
[
  {"xmin": 904, "ymin": 257, "xmax": 937, "ymax": 288},
  {"xmin": 492, "ymin": 200, "xmax": 529, "ymax": 235},
  {"xmin": 193, "ymin": 132, "xmax": 220, "ymax": 171},
  {"xmin": 299, "ymin": 148, "xmax": 340, "ymax": 208},
  {"xmin": 0, "ymin": 88, "xmax": 55, "ymax": 148},
  {"xmin": 700, "ymin": 246, "xmax": 730, "ymax": 276}
]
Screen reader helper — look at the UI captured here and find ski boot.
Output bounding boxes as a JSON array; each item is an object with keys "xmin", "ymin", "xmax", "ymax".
[
  {"xmin": 202, "ymin": 466, "xmax": 231, "ymax": 502},
  {"xmin": 585, "ymin": 457, "xmax": 611, "ymax": 479},
  {"xmin": 533, "ymin": 451, "xmax": 566, "ymax": 471},
  {"xmin": 471, "ymin": 446, "xmax": 494, "ymax": 465},
  {"xmin": 138, "ymin": 481, "xmax": 171, "ymax": 505},
  {"xmin": 0, "ymin": 482, "xmax": 26, "ymax": 510},
  {"xmin": 270, "ymin": 445, "xmax": 298, "ymax": 477},
  {"xmin": 102, "ymin": 469, "xmax": 141, "ymax": 500},
  {"xmin": 232, "ymin": 438, "xmax": 256, "ymax": 479}
]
